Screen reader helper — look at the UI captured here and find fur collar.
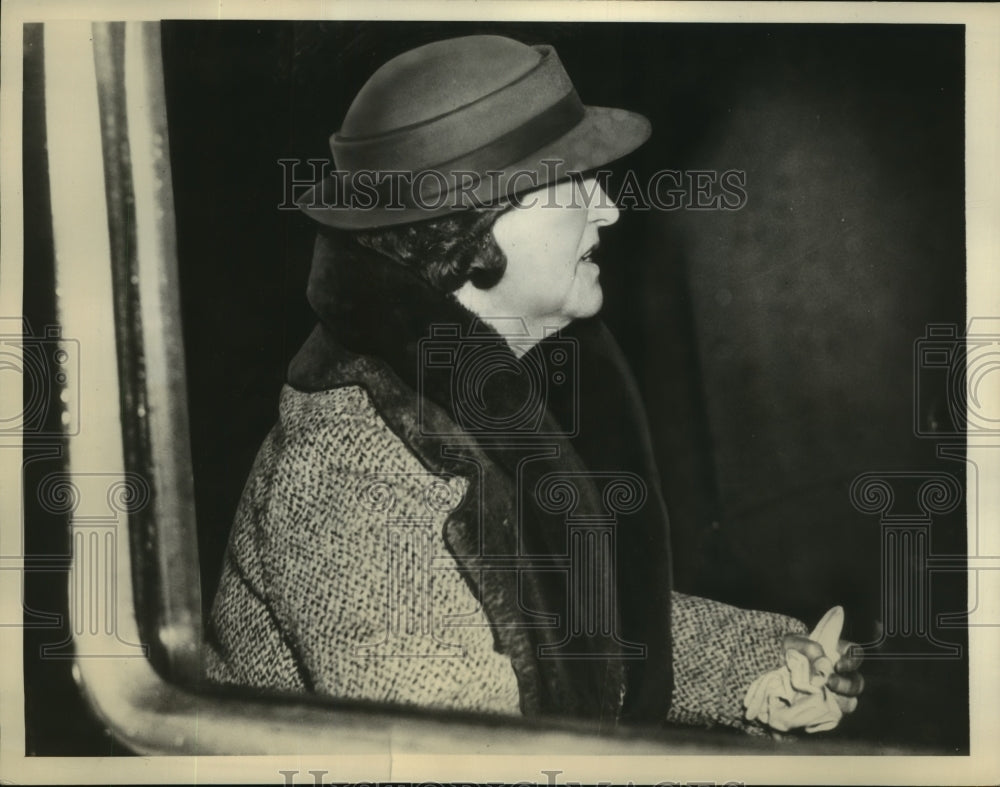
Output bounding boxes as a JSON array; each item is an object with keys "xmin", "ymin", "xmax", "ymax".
[
  {"xmin": 296, "ymin": 232, "xmax": 546, "ymax": 430},
  {"xmin": 288, "ymin": 233, "xmax": 674, "ymax": 724}
]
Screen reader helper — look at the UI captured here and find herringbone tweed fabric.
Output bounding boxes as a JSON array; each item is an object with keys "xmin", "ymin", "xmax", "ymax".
[
  {"xmin": 667, "ymin": 591, "xmax": 807, "ymax": 732},
  {"xmin": 206, "ymin": 385, "xmax": 807, "ymax": 730}
]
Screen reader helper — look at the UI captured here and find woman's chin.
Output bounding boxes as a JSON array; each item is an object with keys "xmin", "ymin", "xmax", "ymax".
[{"xmin": 570, "ymin": 286, "xmax": 604, "ymax": 321}]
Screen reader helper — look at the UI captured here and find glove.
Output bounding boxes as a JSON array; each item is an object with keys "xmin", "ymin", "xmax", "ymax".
[{"xmin": 743, "ymin": 606, "xmax": 863, "ymax": 734}]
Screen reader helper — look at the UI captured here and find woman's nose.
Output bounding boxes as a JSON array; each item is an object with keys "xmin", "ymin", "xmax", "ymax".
[{"xmin": 582, "ymin": 179, "xmax": 620, "ymax": 226}]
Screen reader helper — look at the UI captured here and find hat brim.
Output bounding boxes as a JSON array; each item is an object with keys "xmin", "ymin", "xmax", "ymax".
[{"xmin": 296, "ymin": 106, "xmax": 651, "ymax": 230}]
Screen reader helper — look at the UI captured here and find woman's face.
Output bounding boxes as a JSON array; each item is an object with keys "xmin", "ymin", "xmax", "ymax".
[{"xmin": 485, "ymin": 177, "xmax": 620, "ymax": 331}]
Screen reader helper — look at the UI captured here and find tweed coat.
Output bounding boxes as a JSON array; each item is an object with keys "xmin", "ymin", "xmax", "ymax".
[{"xmin": 205, "ymin": 235, "xmax": 808, "ymax": 732}]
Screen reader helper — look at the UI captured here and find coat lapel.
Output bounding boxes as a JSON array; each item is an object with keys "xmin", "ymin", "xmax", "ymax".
[{"xmin": 287, "ymin": 232, "xmax": 673, "ymax": 723}]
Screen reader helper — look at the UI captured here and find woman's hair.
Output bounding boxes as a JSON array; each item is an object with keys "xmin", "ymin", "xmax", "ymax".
[{"xmin": 343, "ymin": 206, "xmax": 509, "ymax": 293}]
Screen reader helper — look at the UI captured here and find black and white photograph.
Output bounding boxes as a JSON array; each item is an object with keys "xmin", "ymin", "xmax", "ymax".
[{"xmin": 2, "ymin": 1, "xmax": 999, "ymax": 784}]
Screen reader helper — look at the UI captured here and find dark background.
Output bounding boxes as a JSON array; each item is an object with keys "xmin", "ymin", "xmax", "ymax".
[{"xmin": 24, "ymin": 21, "xmax": 968, "ymax": 753}]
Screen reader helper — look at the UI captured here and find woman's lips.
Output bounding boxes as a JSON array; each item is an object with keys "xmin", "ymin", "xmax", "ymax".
[{"xmin": 579, "ymin": 242, "xmax": 600, "ymax": 262}]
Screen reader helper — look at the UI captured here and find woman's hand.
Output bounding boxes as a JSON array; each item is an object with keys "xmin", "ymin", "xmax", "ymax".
[
  {"xmin": 744, "ymin": 606, "xmax": 864, "ymax": 734},
  {"xmin": 782, "ymin": 627, "xmax": 865, "ymax": 716}
]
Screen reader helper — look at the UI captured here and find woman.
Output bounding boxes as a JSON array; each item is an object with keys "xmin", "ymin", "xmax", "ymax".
[{"xmin": 206, "ymin": 34, "xmax": 862, "ymax": 734}]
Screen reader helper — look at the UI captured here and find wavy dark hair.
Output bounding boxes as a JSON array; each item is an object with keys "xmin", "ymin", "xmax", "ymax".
[{"xmin": 320, "ymin": 206, "xmax": 510, "ymax": 293}]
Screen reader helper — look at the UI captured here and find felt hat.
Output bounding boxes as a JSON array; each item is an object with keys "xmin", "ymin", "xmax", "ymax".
[{"xmin": 297, "ymin": 35, "xmax": 651, "ymax": 229}]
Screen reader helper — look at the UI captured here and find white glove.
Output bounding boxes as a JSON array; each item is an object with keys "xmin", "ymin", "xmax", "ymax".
[{"xmin": 743, "ymin": 606, "xmax": 854, "ymax": 734}]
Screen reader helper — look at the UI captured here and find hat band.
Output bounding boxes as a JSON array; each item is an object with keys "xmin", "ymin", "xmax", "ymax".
[
  {"xmin": 319, "ymin": 91, "xmax": 586, "ymax": 214},
  {"xmin": 417, "ymin": 90, "xmax": 585, "ymax": 187},
  {"xmin": 296, "ymin": 91, "xmax": 596, "ymax": 224},
  {"xmin": 331, "ymin": 44, "xmax": 579, "ymax": 173}
]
